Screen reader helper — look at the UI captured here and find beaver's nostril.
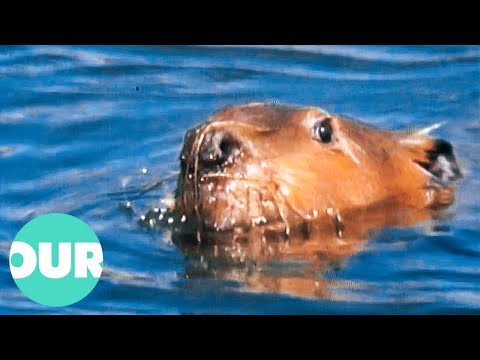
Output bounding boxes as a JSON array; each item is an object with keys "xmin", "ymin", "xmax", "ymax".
[
  {"xmin": 219, "ymin": 137, "xmax": 231, "ymax": 156},
  {"xmin": 198, "ymin": 131, "xmax": 241, "ymax": 170},
  {"xmin": 219, "ymin": 135, "xmax": 240, "ymax": 162}
]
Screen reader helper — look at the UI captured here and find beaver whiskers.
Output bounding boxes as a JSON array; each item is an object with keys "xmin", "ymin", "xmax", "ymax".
[
  {"xmin": 182, "ymin": 120, "xmax": 276, "ymax": 242},
  {"xmin": 180, "ymin": 168, "xmax": 347, "ymax": 241}
]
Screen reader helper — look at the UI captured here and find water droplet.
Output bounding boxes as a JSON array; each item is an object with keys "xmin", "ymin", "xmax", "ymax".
[
  {"xmin": 153, "ymin": 207, "xmax": 159, "ymax": 213},
  {"xmin": 252, "ymin": 216, "xmax": 267, "ymax": 225},
  {"xmin": 180, "ymin": 214, "xmax": 187, "ymax": 222},
  {"xmin": 125, "ymin": 201, "xmax": 131, "ymax": 208},
  {"xmin": 140, "ymin": 215, "xmax": 146, "ymax": 221},
  {"xmin": 280, "ymin": 185, "xmax": 290, "ymax": 196},
  {"xmin": 141, "ymin": 168, "xmax": 148, "ymax": 174},
  {"xmin": 167, "ymin": 217, "xmax": 174, "ymax": 224}
]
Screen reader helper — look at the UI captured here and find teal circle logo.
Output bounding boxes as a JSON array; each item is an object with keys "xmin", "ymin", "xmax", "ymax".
[{"xmin": 9, "ymin": 213, "xmax": 103, "ymax": 307}]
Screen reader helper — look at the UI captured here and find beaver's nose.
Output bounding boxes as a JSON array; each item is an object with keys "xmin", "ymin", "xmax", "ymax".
[{"xmin": 198, "ymin": 130, "xmax": 241, "ymax": 172}]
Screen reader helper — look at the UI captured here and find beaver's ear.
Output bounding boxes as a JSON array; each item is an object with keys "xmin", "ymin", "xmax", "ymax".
[
  {"xmin": 418, "ymin": 138, "xmax": 463, "ymax": 182},
  {"xmin": 400, "ymin": 134, "xmax": 463, "ymax": 185}
]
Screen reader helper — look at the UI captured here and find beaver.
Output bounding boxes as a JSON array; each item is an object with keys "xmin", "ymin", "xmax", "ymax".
[
  {"xmin": 141, "ymin": 103, "xmax": 462, "ymax": 298},
  {"xmin": 170, "ymin": 103, "xmax": 461, "ymax": 239}
]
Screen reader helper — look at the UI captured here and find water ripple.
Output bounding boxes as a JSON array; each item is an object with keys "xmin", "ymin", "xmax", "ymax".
[{"xmin": 0, "ymin": 45, "xmax": 479, "ymax": 314}]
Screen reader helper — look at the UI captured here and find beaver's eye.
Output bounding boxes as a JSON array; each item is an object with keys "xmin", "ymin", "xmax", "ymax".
[{"xmin": 313, "ymin": 118, "xmax": 333, "ymax": 144}]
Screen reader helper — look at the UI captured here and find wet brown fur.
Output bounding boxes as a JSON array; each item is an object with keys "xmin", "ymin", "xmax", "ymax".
[{"xmin": 168, "ymin": 103, "xmax": 461, "ymax": 298}]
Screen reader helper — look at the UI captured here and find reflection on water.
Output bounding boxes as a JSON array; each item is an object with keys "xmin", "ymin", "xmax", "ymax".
[
  {"xmin": 0, "ymin": 45, "xmax": 479, "ymax": 314},
  {"xmin": 166, "ymin": 199, "xmax": 452, "ymax": 300}
]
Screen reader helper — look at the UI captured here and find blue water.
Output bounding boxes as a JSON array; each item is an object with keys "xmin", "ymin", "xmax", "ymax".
[{"xmin": 1, "ymin": 45, "xmax": 479, "ymax": 314}]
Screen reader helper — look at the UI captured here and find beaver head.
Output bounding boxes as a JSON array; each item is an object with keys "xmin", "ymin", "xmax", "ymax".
[{"xmin": 173, "ymin": 103, "xmax": 462, "ymax": 239}]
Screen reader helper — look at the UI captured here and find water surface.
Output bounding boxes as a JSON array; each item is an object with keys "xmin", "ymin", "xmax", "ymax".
[{"xmin": 0, "ymin": 45, "xmax": 479, "ymax": 314}]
